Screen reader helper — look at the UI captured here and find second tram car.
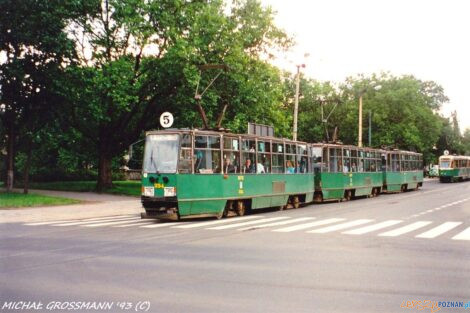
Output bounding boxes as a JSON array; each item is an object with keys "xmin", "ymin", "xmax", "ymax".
[{"xmin": 383, "ymin": 150, "xmax": 423, "ymax": 192}]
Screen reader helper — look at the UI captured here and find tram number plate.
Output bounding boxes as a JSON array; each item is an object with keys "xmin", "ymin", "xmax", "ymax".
[{"xmin": 143, "ymin": 187, "xmax": 154, "ymax": 197}]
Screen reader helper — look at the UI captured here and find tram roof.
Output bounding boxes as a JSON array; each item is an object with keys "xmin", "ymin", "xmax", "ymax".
[
  {"xmin": 145, "ymin": 129, "xmax": 422, "ymax": 155},
  {"xmin": 439, "ymin": 154, "xmax": 470, "ymax": 160},
  {"xmin": 145, "ymin": 128, "xmax": 309, "ymax": 145}
]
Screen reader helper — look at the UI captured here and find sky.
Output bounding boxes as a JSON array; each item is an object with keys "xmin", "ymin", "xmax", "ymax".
[{"xmin": 261, "ymin": 0, "xmax": 470, "ymax": 131}]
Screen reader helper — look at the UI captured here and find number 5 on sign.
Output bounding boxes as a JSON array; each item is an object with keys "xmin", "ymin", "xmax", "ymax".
[{"xmin": 160, "ymin": 112, "xmax": 174, "ymax": 128}]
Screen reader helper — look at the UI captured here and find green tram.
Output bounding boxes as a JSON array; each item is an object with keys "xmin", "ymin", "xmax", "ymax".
[
  {"xmin": 141, "ymin": 129, "xmax": 424, "ymax": 220},
  {"xmin": 438, "ymin": 155, "xmax": 470, "ymax": 182},
  {"xmin": 141, "ymin": 129, "xmax": 315, "ymax": 219}
]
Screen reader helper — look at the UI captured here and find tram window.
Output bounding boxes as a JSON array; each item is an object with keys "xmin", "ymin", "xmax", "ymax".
[
  {"xmin": 357, "ymin": 156, "xmax": 364, "ymax": 172},
  {"xmin": 181, "ymin": 134, "xmax": 191, "ymax": 148},
  {"xmin": 258, "ymin": 153, "xmax": 270, "ymax": 173},
  {"xmin": 285, "ymin": 155, "xmax": 296, "ymax": 174},
  {"xmin": 329, "ymin": 148, "xmax": 342, "ymax": 172},
  {"xmin": 297, "ymin": 144, "xmax": 307, "ymax": 156},
  {"xmin": 297, "ymin": 156, "xmax": 308, "ymax": 173},
  {"xmin": 222, "ymin": 152, "xmax": 239, "ymax": 174},
  {"xmin": 241, "ymin": 152, "xmax": 256, "ymax": 174},
  {"xmin": 272, "ymin": 154, "xmax": 284, "ymax": 173},
  {"xmin": 224, "ymin": 137, "xmax": 239, "ymax": 151},
  {"xmin": 178, "ymin": 149, "xmax": 192, "ymax": 173},
  {"xmin": 351, "ymin": 158, "xmax": 357, "ymax": 172},
  {"xmin": 209, "ymin": 136, "xmax": 220, "ymax": 149},
  {"xmin": 311, "ymin": 147, "xmax": 322, "ymax": 173},
  {"xmin": 195, "ymin": 136, "xmax": 208, "ymax": 148},
  {"xmin": 370, "ymin": 159, "xmax": 376, "ymax": 172},
  {"xmin": 194, "ymin": 149, "xmax": 221, "ymax": 174},
  {"xmin": 286, "ymin": 144, "xmax": 295, "ymax": 154},
  {"xmin": 258, "ymin": 141, "xmax": 271, "ymax": 153},
  {"xmin": 272, "ymin": 142, "xmax": 284, "ymax": 153},
  {"xmin": 242, "ymin": 139, "xmax": 256, "ymax": 152},
  {"xmin": 344, "ymin": 156, "xmax": 351, "ymax": 173},
  {"xmin": 364, "ymin": 159, "xmax": 371, "ymax": 172}
]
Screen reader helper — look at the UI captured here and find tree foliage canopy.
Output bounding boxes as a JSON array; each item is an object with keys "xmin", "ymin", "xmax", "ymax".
[{"xmin": 1, "ymin": 0, "xmax": 467, "ymax": 190}]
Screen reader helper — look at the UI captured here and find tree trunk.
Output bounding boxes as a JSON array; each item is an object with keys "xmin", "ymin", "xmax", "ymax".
[
  {"xmin": 97, "ymin": 153, "xmax": 113, "ymax": 192},
  {"xmin": 6, "ymin": 126, "xmax": 14, "ymax": 192},
  {"xmin": 23, "ymin": 138, "xmax": 33, "ymax": 194}
]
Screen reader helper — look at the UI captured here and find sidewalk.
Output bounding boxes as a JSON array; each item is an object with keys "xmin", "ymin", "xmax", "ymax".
[{"xmin": 0, "ymin": 189, "xmax": 142, "ymax": 224}]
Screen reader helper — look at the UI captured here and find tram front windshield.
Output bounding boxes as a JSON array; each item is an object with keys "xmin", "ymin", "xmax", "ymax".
[
  {"xmin": 143, "ymin": 134, "xmax": 179, "ymax": 173},
  {"xmin": 439, "ymin": 159, "xmax": 451, "ymax": 169}
]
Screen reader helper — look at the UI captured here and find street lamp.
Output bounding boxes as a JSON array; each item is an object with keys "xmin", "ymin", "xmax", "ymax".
[{"xmin": 293, "ymin": 63, "xmax": 306, "ymax": 141}]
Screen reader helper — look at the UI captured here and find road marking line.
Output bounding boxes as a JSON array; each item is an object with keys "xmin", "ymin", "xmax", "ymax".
[
  {"xmin": 173, "ymin": 216, "xmax": 263, "ymax": 229},
  {"xmin": 342, "ymin": 220, "xmax": 403, "ymax": 235},
  {"xmin": 23, "ymin": 215, "xmax": 134, "ymax": 226},
  {"xmin": 273, "ymin": 218, "xmax": 345, "ymax": 233},
  {"xmin": 207, "ymin": 217, "xmax": 289, "ymax": 230},
  {"xmin": 52, "ymin": 216, "xmax": 138, "ymax": 226},
  {"xmin": 378, "ymin": 221, "xmax": 432, "ymax": 237},
  {"xmin": 113, "ymin": 221, "xmax": 157, "ymax": 228},
  {"xmin": 140, "ymin": 222, "xmax": 179, "ymax": 228},
  {"xmin": 451, "ymin": 227, "xmax": 470, "ymax": 241},
  {"xmin": 307, "ymin": 219, "xmax": 374, "ymax": 234},
  {"xmin": 81, "ymin": 218, "xmax": 142, "ymax": 227},
  {"xmin": 24, "ymin": 220, "xmax": 77, "ymax": 226},
  {"xmin": 238, "ymin": 217, "xmax": 315, "ymax": 231},
  {"xmin": 416, "ymin": 222, "xmax": 462, "ymax": 238}
]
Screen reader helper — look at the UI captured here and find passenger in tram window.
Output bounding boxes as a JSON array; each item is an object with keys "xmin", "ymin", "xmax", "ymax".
[
  {"xmin": 194, "ymin": 150, "xmax": 204, "ymax": 173},
  {"xmin": 337, "ymin": 159, "xmax": 343, "ymax": 173},
  {"xmin": 343, "ymin": 163, "xmax": 349, "ymax": 173},
  {"xmin": 256, "ymin": 162, "xmax": 265, "ymax": 173},
  {"xmin": 299, "ymin": 158, "xmax": 307, "ymax": 173},
  {"xmin": 243, "ymin": 159, "xmax": 255, "ymax": 173},
  {"xmin": 351, "ymin": 161, "xmax": 357, "ymax": 172},
  {"xmin": 223, "ymin": 158, "xmax": 236, "ymax": 174},
  {"xmin": 286, "ymin": 160, "xmax": 295, "ymax": 174},
  {"xmin": 358, "ymin": 159, "xmax": 364, "ymax": 172}
]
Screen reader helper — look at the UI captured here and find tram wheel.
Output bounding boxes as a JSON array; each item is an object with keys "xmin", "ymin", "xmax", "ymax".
[
  {"xmin": 236, "ymin": 201, "xmax": 246, "ymax": 216},
  {"xmin": 400, "ymin": 184, "xmax": 406, "ymax": 192},
  {"xmin": 344, "ymin": 190, "xmax": 352, "ymax": 201}
]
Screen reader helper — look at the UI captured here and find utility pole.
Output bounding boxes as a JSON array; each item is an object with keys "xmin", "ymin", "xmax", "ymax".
[
  {"xmin": 358, "ymin": 93, "xmax": 363, "ymax": 147},
  {"xmin": 368, "ymin": 110, "xmax": 372, "ymax": 147},
  {"xmin": 293, "ymin": 64, "xmax": 303, "ymax": 141}
]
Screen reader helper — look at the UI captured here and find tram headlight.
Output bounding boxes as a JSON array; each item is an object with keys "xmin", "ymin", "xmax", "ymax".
[{"xmin": 164, "ymin": 187, "xmax": 176, "ymax": 197}]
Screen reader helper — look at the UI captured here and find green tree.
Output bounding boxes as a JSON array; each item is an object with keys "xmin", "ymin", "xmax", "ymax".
[
  {"xmin": 462, "ymin": 128, "xmax": 470, "ymax": 155},
  {"xmin": 0, "ymin": 0, "xmax": 75, "ymax": 192},
  {"xmin": 60, "ymin": 0, "xmax": 291, "ymax": 191}
]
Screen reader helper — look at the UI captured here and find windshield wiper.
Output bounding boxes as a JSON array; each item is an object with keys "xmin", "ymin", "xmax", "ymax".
[{"xmin": 150, "ymin": 150, "xmax": 158, "ymax": 172}]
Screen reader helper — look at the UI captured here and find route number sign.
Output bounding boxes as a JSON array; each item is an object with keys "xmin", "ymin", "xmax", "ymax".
[{"xmin": 160, "ymin": 112, "xmax": 174, "ymax": 128}]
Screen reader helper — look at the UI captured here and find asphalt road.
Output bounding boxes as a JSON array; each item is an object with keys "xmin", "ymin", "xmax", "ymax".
[{"xmin": 1, "ymin": 179, "xmax": 469, "ymax": 313}]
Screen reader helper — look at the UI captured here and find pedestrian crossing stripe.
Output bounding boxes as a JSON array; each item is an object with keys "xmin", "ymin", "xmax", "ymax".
[
  {"xmin": 415, "ymin": 222, "xmax": 462, "ymax": 238},
  {"xmin": 20, "ymin": 215, "xmax": 470, "ymax": 241}
]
